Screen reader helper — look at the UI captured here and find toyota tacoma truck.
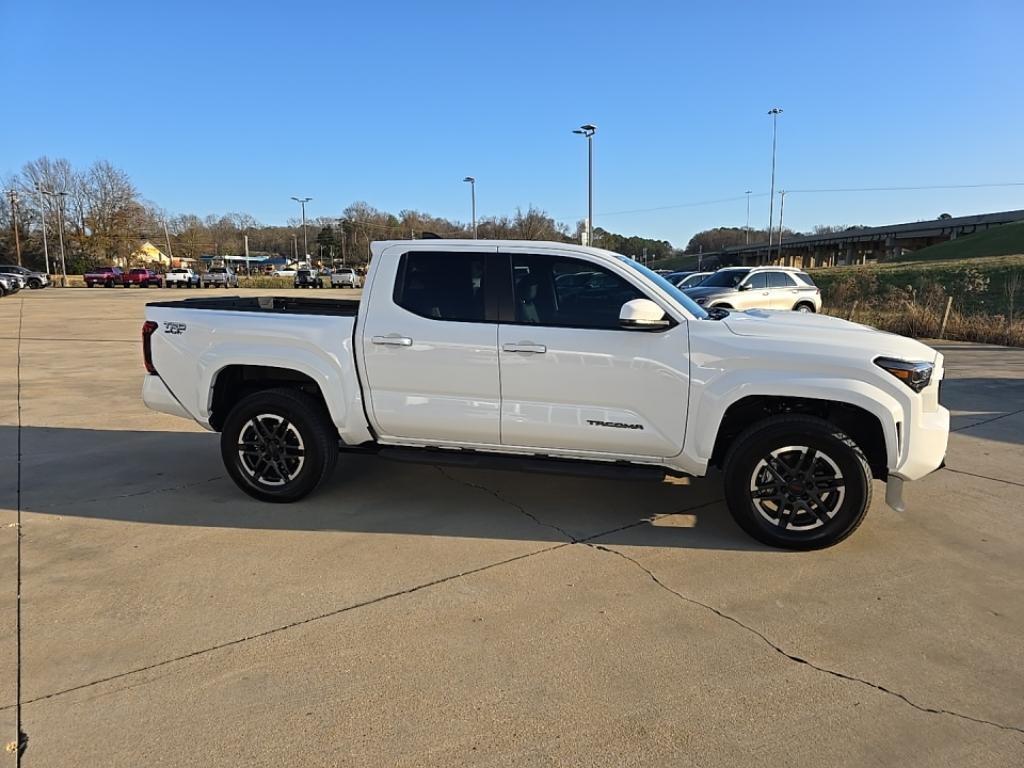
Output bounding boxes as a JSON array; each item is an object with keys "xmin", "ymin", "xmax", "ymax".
[{"xmin": 141, "ymin": 240, "xmax": 949, "ymax": 550}]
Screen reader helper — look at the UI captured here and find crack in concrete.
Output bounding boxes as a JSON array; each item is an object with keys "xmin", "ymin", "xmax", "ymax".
[
  {"xmin": 590, "ymin": 542, "xmax": 1024, "ymax": 738},
  {"xmin": 942, "ymin": 466, "xmax": 1024, "ymax": 488},
  {"xmin": 951, "ymin": 408, "xmax": 1024, "ymax": 433},
  {"xmin": 1, "ymin": 542, "xmax": 568, "ymax": 711},
  {"xmin": 34, "ymin": 476, "xmax": 224, "ymax": 509},
  {"xmin": 433, "ymin": 465, "xmax": 578, "ymax": 541}
]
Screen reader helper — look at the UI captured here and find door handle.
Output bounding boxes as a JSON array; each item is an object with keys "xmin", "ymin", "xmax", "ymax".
[
  {"xmin": 372, "ymin": 335, "xmax": 413, "ymax": 347},
  {"xmin": 502, "ymin": 342, "xmax": 547, "ymax": 354}
]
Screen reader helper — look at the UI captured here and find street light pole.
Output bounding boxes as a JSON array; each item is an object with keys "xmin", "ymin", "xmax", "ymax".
[
  {"xmin": 462, "ymin": 177, "xmax": 477, "ymax": 237},
  {"xmin": 35, "ymin": 187, "xmax": 50, "ymax": 275},
  {"xmin": 766, "ymin": 107, "xmax": 783, "ymax": 265},
  {"xmin": 291, "ymin": 196, "xmax": 312, "ymax": 260},
  {"xmin": 745, "ymin": 190, "xmax": 752, "ymax": 245},
  {"xmin": 573, "ymin": 124, "xmax": 596, "ymax": 246},
  {"xmin": 776, "ymin": 190, "xmax": 787, "ymax": 264},
  {"xmin": 41, "ymin": 189, "xmax": 69, "ymax": 286}
]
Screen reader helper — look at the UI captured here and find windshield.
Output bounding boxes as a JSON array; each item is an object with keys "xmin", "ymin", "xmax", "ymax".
[
  {"xmin": 209, "ymin": 268, "xmax": 226, "ymax": 274},
  {"xmin": 699, "ymin": 269, "xmax": 749, "ymax": 288},
  {"xmin": 616, "ymin": 257, "xmax": 709, "ymax": 319}
]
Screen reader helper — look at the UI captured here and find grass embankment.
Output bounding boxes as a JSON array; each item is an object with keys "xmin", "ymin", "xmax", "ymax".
[
  {"xmin": 901, "ymin": 220, "xmax": 1024, "ymax": 262},
  {"xmin": 815, "ymin": 254, "xmax": 1024, "ymax": 347}
]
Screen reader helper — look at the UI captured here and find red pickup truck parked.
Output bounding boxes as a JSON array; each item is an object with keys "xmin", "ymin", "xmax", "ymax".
[
  {"xmin": 84, "ymin": 266, "xmax": 125, "ymax": 287},
  {"xmin": 123, "ymin": 268, "xmax": 164, "ymax": 288}
]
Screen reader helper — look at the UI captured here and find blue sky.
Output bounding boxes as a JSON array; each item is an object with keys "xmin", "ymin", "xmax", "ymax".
[{"xmin": 3, "ymin": 0, "xmax": 1023, "ymax": 247}]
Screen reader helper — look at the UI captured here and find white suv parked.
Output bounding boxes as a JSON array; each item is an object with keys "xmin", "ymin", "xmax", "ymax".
[{"xmin": 684, "ymin": 266, "xmax": 822, "ymax": 312}]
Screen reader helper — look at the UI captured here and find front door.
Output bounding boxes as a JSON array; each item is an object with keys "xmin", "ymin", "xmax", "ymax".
[
  {"xmin": 497, "ymin": 249, "xmax": 689, "ymax": 459},
  {"xmin": 360, "ymin": 246, "xmax": 501, "ymax": 445}
]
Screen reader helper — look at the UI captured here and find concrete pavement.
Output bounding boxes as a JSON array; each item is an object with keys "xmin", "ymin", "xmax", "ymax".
[{"xmin": 1, "ymin": 288, "xmax": 1022, "ymax": 766}]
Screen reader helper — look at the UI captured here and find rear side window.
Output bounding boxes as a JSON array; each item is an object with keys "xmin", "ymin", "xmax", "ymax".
[
  {"xmin": 766, "ymin": 271, "xmax": 796, "ymax": 288},
  {"xmin": 394, "ymin": 251, "xmax": 486, "ymax": 322},
  {"xmin": 794, "ymin": 272, "xmax": 816, "ymax": 287}
]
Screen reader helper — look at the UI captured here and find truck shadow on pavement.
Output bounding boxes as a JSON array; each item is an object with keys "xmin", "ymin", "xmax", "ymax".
[{"xmin": 4, "ymin": 425, "xmax": 772, "ymax": 552}]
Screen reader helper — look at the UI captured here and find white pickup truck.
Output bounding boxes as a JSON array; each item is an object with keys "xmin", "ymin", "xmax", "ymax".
[{"xmin": 142, "ymin": 240, "xmax": 949, "ymax": 549}]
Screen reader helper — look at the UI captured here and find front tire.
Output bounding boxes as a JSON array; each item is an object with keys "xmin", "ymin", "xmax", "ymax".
[
  {"xmin": 722, "ymin": 415, "xmax": 872, "ymax": 550},
  {"xmin": 220, "ymin": 388, "xmax": 338, "ymax": 503}
]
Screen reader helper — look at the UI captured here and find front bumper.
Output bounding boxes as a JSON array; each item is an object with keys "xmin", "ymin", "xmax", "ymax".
[{"xmin": 892, "ymin": 405, "xmax": 950, "ymax": 482}]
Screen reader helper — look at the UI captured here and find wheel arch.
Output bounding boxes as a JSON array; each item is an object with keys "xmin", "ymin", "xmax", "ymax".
[
  {"xmin": 208, "ymin": 364, "xmax": 329, "ymax": 431},
  {"xmin": 709, "ymin": 393, "xmax": 891, "ymax": 479}
]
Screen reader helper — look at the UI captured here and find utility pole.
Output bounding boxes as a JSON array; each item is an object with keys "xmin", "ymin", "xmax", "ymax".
[
  {"xmin": 163, "ymin": 220, "xmax": 174, "ymax": 266},
  {"xmin": 292, "ymin": 234, "xmax": 298, "ymax": 262},
  {"xmin": 745, "ymin": 190, "xmax": 752, "ymax": 245},
  {"xmin": 8, "ymin": 190, "xmax": 22, "ymax": 266},
  {"xmin": 766, "ymin": 107, "xmax": 783, "ymax": 265},
  {"xmin": 36, "ymin": 187, "xmax": 50, "ymax": 275}
]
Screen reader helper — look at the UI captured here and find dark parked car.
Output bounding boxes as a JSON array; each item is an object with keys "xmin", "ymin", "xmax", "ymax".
[
  {"xmin": 84, "ymin": 266, "xmax": 125, "ymax": 287},
  {"xmin": 0, "ymin": 264, "xmax": 50, "ymax": 289},
  {"xmin": 123, "ymin": 268, "xmax": 164, "ymax": 288},
  {"xmin": 294, "ymin": 268, "xmax": 324, "ymax": 288}
]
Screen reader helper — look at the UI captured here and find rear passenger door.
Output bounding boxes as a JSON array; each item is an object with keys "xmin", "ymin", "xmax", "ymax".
[
  {"xmin": 359, "ymin": 246, "xmax": 502, "ymax": 445},
  {"xmin": 765, "ymin": 270, "xmax": 798, "ymax": 309}
]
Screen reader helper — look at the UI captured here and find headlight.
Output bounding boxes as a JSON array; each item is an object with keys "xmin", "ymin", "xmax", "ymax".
[{"xmin": 875, "ymin": 357, "xmax": 934, "ymax": 393}]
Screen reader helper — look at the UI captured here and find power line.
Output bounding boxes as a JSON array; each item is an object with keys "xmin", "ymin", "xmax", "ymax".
[{"xmin": 594, "ymin": 182, "xmax": 1024, "ymax": 218}]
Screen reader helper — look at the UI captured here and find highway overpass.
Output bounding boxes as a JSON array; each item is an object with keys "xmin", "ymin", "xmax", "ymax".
[{"xmin": 710, "ymin": 208, "xmax": 1024, "ymax": 268}]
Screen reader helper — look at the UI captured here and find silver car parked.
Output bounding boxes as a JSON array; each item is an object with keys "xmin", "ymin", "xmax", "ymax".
[{"xmin": 683, "ymin": 266, "xmax": 822, "ymax": 312}]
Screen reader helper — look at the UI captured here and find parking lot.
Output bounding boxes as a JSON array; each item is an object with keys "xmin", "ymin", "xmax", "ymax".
[{"xmin": 1, "ymin": 286, "xmax": 1022, "ymax": 766}]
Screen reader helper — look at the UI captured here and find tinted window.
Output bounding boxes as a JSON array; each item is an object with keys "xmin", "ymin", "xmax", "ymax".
[
  {"xmin": 394, "ymin": 251, "xmax": 486, "ymax": 322},
  {"xmin": 511, "ymin": 255, "xmax": 643, "ymax": 330},
  {"xmin": 795, "ymin": 272, "xmax": 816, "ymax": 287},
  {"xmin": 745, "ymin": 272, "xmax": 768, "ymax": 289},
  {"xmin": 766, "ymin": 271, "xmax": 795, "ymax": 288},
  {"xmin": 700, "ymin": 270, "xmax": 749, "ymax": 288}
]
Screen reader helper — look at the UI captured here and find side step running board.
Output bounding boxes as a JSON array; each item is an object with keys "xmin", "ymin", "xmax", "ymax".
[{"xmin": 377, "ymin": 446, "xmax": 669, "ymax": 482}]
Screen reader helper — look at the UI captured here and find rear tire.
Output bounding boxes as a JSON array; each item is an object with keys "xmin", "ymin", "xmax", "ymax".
[
  {"xmin": 794, "ymin": 303, "xmax": 815, "ymax": 313},
  {"xmin": 722, "ymin": 415, "xmax": 872, "ymax": 550},
  {"xmin": 220, "ymin": 388, "xmax": 338, "ymax": 503}
]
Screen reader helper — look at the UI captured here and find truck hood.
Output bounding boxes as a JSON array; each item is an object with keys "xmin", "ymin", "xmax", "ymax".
[{"xmin": 722, "ymin": 308, "xmax": 938, "ymax": 362}]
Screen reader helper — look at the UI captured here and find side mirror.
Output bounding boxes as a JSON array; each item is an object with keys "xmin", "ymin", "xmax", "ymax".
[
  {"xmin": 620, "ymin": 298, "xmax": 671, "ymax": 330},
  {"xmin": 738, "ymin": 282, "xmax": 751, "ymax": 291}
]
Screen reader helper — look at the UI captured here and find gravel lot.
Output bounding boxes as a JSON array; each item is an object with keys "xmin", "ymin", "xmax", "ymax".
[{"xmin": 1, "ymin": 287, "xmax": 1022, "ymax": 766}]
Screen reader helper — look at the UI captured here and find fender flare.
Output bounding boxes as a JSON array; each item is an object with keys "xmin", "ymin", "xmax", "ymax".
[{"xmin": 684, "ymin": 374, "xmax": 904, "ymax": 472}]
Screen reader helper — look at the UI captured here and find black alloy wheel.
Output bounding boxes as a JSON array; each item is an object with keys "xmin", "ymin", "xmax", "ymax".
[
  {"xmin": 221, "ymin": 388, "xmax": 338, "ymax": 503},
  {"xmin": 723, "ymin": 415, "xmax": 872, "ymax": 550}
]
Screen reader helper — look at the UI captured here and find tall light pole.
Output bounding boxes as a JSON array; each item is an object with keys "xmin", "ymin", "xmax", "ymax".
[
  {"xmin": 35, "ymin": 187, "xmax": 51, "ymax": 275},
  {"xmin": 745, "ymin": 190, "xmax": 752, "ymax": 245},
  {"xmin": 776, "ymin": 190, "xmax": 787, "ymax": 264},
  {"xmin": 462, "ymin": 176, "xmax": 477, "ymax": 238},
  {"xmin": 291, "ymin": 196, "xmax": 312, "ymax": 260},
  {"xmin": 573, "ymin": 124, "xmax": 596, "ymax": 246},
  {"xmin": 766, "ymin": 107, "xmax": 783, "ymax": 265},
  {"xmin": 41, "ymin": 189, "xmax": 68, "ymax": 286}
]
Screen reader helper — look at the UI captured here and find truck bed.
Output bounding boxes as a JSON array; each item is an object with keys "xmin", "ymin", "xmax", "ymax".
[{"xmin": 146, "ymin": 296, "xmax": 360, "ymax": 316}]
